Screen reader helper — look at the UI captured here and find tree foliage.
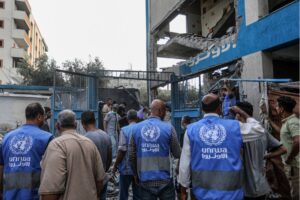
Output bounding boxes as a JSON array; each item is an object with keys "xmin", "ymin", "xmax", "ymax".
[
  {"xmin": 18, "ymin": 54, "xmax": 63, "ymax": 86},
  {"xmin": 18, "ymin": 55, "xmax": 107, "ymax": 87}
]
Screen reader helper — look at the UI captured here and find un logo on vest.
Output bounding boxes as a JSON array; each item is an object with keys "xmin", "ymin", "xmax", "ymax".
[
  {"xmin": 141, "ymin": 125, "xmax": 160, "ymax": 142},
  {"xmin": 199, "ymin": 124, "xmax": 227, "ymax": 146},
  {"xmin": 9, "ymin": 135, "xmax": 33, "ymax": 155}
]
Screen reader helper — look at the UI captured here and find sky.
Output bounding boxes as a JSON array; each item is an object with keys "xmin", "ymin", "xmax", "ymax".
[{"xmin": 29, "ymin": 0, "xmax": 186, "ymax": 71}]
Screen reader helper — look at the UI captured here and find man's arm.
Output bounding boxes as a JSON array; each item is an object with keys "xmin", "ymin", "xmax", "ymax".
[
  {"xmin": 103, "ymin": 117, "xmax": 108, "ymax": 132},
  {"xmin": 94, "ymin": 147, "xmax": 105, "ymax": 195},
  {"xmin": 286, "ymin": 135, "xmax": 300, "ymax": 164},
  {"xmin": 112, "ymin": 130, "xmax": 127, "ymax": 173},
  {"xmin": 170, "ymin": 127, "xmax": 181, "ymax": 159},
  {"xmin": 265, "ymin": 145, "xmax": 287, "ymax": 159},
  {"xmin": 264, "ymin": 132, "xmax": 287, "ymax": 159},
  {"xmin": 269, "ymin": 119, "xmax": 281, "ymax": 134},
  {"xmin": 39, "ymin": 143, "xmax": 66, "ymax": 200},
  {"xmin": 107, "ymin": 146, "xmax": 112, "ymax": 172},
  {"xmin": 129, "ymin": 136, "xmax": 138, "ymax": 184},
  {"xmin": 113, "ymin": 151, "xmax": 126, "ymax": 173},
  {"xmin": 286, "ymin": 119, "xmax": 300, "ymax": 164},
  {"xmin": 178, "ymin": 132, "xmax": 191, "ymax": 199},
  {"xmin": 230, "ymin": 106, "xmax": 250, "ymax": 120}
]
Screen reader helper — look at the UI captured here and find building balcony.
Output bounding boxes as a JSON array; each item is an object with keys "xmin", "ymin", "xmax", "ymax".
[
  {"xmin": 11, "ymin": 48, "xmax": 27, "ymax": 59},
  {"xmin": 12, "ymin": 29, "xmax": 30, "ymax": 49},
  {"xmin": 13, "ymin": 10, "xmax": 30, "ymax": 32},
  {"xmin": 15, "ymin": 0, "xmax": 31, "ymax": 16}
]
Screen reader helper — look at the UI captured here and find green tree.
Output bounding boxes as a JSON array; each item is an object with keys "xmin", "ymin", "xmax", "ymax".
[
  {"xmin": 61, "ymin": 56, "xmax": 107, "ymax": 88},
  {"xmin": 18, "ymin": 54, "xmax": 64, "ymax": 86}
]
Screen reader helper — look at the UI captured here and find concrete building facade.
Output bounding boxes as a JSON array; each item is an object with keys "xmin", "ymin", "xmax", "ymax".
[
  {"xmin": 147, "ymin": 0, "xmax": 299, "ymax": 117},
  {"xmin": 0, "ymin": 0, "xmax": 48, "ymax": 84}
]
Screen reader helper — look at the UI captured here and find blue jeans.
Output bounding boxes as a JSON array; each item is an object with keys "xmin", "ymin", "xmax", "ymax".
[
  {"xmin": 119, "ymin": 175, "xmax": 141, "ymax": 200},
  {"xmin": 100, "ymin": 183, "xmax": 108, "ymax": 200},
  {"xmin": 140, "ymin": 180, "xmax": 175, "ymax": 200}
]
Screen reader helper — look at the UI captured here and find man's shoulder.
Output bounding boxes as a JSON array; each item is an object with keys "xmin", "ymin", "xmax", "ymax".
[
  {"xmin": 286, "ymin": 115, "xmax": 300, "ymax": 124},
  {"xmin": 51, "ymin": 132, "xmax": 95, "ymax": 147},
  {"xmin": 86, "ymin": 130, "xmax": 109, "ymax": 139},
  {"xmin": 219, "ymin": 118, "xmax": 239, "ymax": 124},
  {"xmin": 121, "ymin": 124, "xmax": 133, "ymax": 131},
  {"xmin": 3, "ymin": 126, "xmax": 52, "ymax": 142}
]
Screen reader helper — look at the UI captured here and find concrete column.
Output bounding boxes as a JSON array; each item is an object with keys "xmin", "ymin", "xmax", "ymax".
[
  {"xmin": 241, "ymin": 51, "xmax": 273, "ymax": 118},
  {"xmin": 244, "ymin": 0, "xmax": 269, "ymax": 25}
]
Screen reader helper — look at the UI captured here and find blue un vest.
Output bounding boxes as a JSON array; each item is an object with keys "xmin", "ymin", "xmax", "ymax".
[
  {"xmin": 187, "ymin": 115, "xmax": 243, "ymax": 200},
  {"xmin": 132, "ymin": 117, "xmax": 172, "ymax": 182},
  {"xmin": 118, "ymin": 124, "xmax": 135, "ymax": 175},
  {"xmin": 1, "ymin": 124, "xmax": 53, "ymax": 200}
]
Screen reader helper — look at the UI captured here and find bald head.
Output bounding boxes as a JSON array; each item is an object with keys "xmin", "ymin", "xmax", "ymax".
[
  {"xmin": 150, "ymin": 99, "xmax": 166, "ymax": 120},
  {"xmin": 201, "ymin": 93, "xmax": 221, "ymax": 114}
]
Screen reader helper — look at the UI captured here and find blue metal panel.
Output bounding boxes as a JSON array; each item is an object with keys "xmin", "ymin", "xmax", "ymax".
[
  {"xmin": 0, "ymin": 85, "xmax": 50, "ymax": 90},
  {"xmin": 53, "ymin": 110, "xmax": 98, "ymax": 120},
  {"xmin": 173, "ymin": 109, "xmax": 201, "ymax": 118},
  {"xmin": 226, "ymin": 78, "xmax": 291, "ymax": 83},
  {"xmin": 181, "ymin": 0, "xmax": 299, "ymax": 75},
  {"xmin": 88, "ymin": 77, "xmax": 97, "ymax": 110}
]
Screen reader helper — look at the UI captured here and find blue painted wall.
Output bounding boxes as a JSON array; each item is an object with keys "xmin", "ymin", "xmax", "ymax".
[{"xmin": 180, "ymin": 0, "xmax": 299, "ymax": 75}]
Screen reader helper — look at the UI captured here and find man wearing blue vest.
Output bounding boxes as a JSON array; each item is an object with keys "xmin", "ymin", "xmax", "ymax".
[
  {"xmin": 179, "ymin": 93, "xmax": 243, "ymax": 200},
  {"xmin": 129, "ymin": 99, "xmax": 181, "ymax": 200},
  {"xmin": 112, "ymin": 109, "xmax": 141, "ymax": 200},
  {"xmin": 0, "ymin": 102, "xmax": 53, "ymax": 200}
]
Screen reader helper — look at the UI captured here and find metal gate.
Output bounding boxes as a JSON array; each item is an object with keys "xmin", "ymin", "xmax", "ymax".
[{"xmin": 52, "ymin": 69, "xmax": 98, "ymax": 134}]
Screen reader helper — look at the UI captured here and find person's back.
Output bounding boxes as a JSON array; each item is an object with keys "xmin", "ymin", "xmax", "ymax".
[
  {"xmin": 86, "ymin": 129, "xmax": 112, "ymax": 171},
  {"xmin": 104, "ymin": 110, "xmax": 119, "ymax": 135},
  {"xmin": 243, "ymin": 133, "xmax": 276, "ymax": 198},
  {"xmin": 130, "ymin": 100, "xmax": 181, "ymax": 200},
  {"xmin": 39, "ymin": 110, "xmax": 105, "ymax": 200},
  {"xmin": 0, "ymin": 103, "xmax": 53, "ymax": 200},
  {"xmin": 40, "ymin": 131, "xmax": 102, "ymax": 200},
  {"xmin": 187, "ymin": 115, "xmax": 243, "ymax": 200},
  {"xmin": 232, "ymin": 101, "xmax": 286, "ymax": 199},
  {"xmin": 133, "ymin": 117, "xmax": 173, "ymax": 182}
]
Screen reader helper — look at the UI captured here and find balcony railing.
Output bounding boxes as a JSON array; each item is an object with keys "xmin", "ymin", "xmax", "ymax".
[
  {"xmin": 13, "ymin": 10, "xmax": 30, "ymax": 31},
  {"xmin": 11, "ymin": 48, "xmax": 27, "ymax": 59},
  {"xmin": 15, "ymin": 0, "xmax": 31, "ymax": 16},
  {"xmin": 12, "ymin": 29, "xmax": 30, "ymax": 49}
]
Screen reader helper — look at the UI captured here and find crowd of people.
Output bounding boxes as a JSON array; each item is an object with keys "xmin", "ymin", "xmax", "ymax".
[{"xmin": 0, "ymin": 86, "xmax": 298, "ymax": 200}]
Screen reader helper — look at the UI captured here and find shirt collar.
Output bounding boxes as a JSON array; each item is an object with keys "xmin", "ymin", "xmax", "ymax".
[
  {"xmin": 148, "ymin": 116, "xmax": 161, "ymax": 120},
  {"xmin": 282, "ymin": 114, "xmax": 296, "ymax": 123},
  {"xmin": 61, "ymin": 129, "xmax": 77, "ymax": 135},
  {"xmin": 203, "ymin": 113, "xmax": 220, "ymax": 118}
]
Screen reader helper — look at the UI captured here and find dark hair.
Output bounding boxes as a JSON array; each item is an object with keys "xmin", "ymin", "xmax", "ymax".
[
  {"xmin": 182, "ymin": 115, "xmax": 192, "ymax": 124},
  {"xmin": 44, "ymin": 106, "xmax": 51, "ymax": 113},
  {"xmin": 202, "ymin": 98, "xmax": 221, "ymax": 113},
  {"xmin": 127, "ymin": 109, "xmax": 138, "ymax": 121},
  {"xmin": 277, "ymin": 96, "xmax": 296, "ymax": 113},
  {"xmin": 236, "ymin": 101, "xmax": 253, "ymax": 117},
  {"xmin": 81, "ymin": 111, "xmax": 96, "ymax": 125},
  {"xmin": 25, "ymin": 103, "xmax": 45, "ymax": 120}
]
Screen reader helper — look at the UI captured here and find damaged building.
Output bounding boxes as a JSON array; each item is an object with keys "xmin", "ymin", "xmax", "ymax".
[{"xmin": 147, "ymin": 0, "xmax": 299, "ymax": 117}]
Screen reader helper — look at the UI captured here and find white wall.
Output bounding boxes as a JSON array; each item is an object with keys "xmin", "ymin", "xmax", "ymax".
[
  {"xmin": 0, "ymin": 0, "xmax": 23, "ymax": 84},
  {"xmin": 244, "ymin": 0, "xmax": 269, "ymax": 25},
  {"xmin": 242, "ymin": 51, "xmax": 273, "ymax": 117},
  {"xmin": 201, "ymin": 0, "xmax": 233, "ymax": 37},
  {"xmin": 150, "ymin": 0, "xmax": 185, "ymax": 32},
  {"xmin": 0, "ymin": 94, "xmax": 50, "ymax": 133}
]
